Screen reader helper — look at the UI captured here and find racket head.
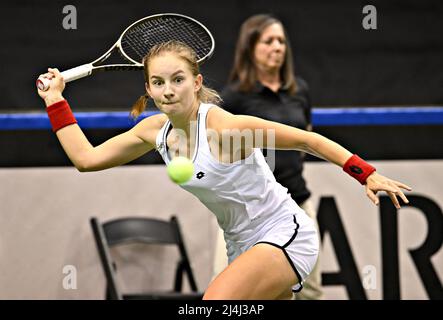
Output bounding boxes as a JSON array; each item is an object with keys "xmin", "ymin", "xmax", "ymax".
[{"xmin": 117, "ymin": 13, "xmax": 215, "ymax": 66}]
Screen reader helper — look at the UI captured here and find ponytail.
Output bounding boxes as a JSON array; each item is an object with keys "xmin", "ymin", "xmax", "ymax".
[
  {"xmin": 130, "ymin": 94, "xmax": 149, "ymax": 119},
  {"xmin": 198, "ymin": 86, "xmax": 222, "ymax": 105}
]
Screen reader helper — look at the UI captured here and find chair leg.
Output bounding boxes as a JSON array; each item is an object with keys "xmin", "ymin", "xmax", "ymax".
[{"xmin": 174, "ymin": 262, "xmax": 184, "ymax": 291}]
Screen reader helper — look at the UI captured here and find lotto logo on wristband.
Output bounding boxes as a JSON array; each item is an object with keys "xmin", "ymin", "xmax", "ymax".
[
  {"xmin": 350, "ymin": 165, "xmax": 363, "ymax": 174},
  {"xmin": 343, "ymin": 154, "xmax": 376, "ymax": 185}
]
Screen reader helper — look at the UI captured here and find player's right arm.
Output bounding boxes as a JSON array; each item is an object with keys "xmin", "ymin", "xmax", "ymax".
[
  {"xmin": 55, "ymin": 117, "xmax": 161, "ymax": 171},
  {"xmin": 38, "ymin": 68, "xmax": 164, "ymax": 172}
]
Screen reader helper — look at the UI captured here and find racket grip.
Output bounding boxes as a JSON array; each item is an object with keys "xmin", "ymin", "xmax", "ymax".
[{"xmin": 36, "ymin": 64, "xmax": 93, "ymax": 91}]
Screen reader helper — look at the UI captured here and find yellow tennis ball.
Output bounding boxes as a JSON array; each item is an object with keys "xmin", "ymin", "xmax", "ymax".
[{"xmin": 167, "ymin": 156, "xmax": 194, "ymax": 184}]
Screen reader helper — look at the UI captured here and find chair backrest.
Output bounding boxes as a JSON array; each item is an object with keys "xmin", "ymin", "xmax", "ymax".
[
  {"xmin": 104, "ymin": 217, "xmax": 179, "ymax": 245},
  {"xmin": 90, "ymin": 215, "xmax": 199, "ymax": 300}
]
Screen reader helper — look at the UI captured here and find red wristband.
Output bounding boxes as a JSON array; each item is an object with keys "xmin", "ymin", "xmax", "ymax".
[
  {"xmin": 46, "ymin": 100, "xmax": 77, "ymax": 132},
  {"xmin": 343, "ymin": 154, "xmax": 376, "ymax": 185}
]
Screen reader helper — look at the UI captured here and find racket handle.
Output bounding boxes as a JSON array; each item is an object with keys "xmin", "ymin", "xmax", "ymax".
[{"xmin": 36, "ymin": 64, "xmax": 93, "ymax": 91}]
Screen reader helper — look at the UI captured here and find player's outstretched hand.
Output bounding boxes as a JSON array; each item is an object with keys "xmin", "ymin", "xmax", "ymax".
[{"xmin": 365, "ymin": 172, "xmax": 412, "ymax": 209}]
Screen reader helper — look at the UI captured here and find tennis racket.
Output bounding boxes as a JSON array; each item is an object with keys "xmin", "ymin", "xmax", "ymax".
[{"xmin": 36, "ymin": 13, "xmax": 215, "ymax": 91}]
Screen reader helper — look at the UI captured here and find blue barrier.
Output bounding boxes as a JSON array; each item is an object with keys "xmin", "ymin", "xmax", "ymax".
[
  {"xmin": 313, "ymin": 107, "xmax": 443, "ymax": 126},
  {"xmin": 1, "ymin": 107, "xmax": 443, "ymax": 130}
]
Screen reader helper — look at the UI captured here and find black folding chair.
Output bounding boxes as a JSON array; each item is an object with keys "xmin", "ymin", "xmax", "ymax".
[{"xmin": 90, "ymin": 216, "xmax": 203, "ymax": 300}]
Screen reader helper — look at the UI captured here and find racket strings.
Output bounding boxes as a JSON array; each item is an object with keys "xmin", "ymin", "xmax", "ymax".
[{"xmin": 121, "ymin": 16, "xmax": 213, "ymax": 63}]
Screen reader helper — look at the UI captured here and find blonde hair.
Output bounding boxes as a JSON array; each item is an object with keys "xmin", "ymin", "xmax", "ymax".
[{"xmin": 131, "ymin": 40, "xmax": 221, "ymax": 118}]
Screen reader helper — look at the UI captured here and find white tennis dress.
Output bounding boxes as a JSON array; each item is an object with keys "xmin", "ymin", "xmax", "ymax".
[{"xmin": 155, "ymin": 103, "xmax": 319, "ymax": 292}]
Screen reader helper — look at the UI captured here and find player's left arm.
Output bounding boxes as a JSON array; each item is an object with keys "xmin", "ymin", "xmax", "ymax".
[
  {"xmin": 209, "ymin": 106, "xmax": 350, "ymax": 164},
  {"xmin": 209, "ymin": 106, "xmax": 411, "ymax": 208}
]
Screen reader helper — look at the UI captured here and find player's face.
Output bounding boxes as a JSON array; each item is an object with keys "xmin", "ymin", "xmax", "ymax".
[
  {"xmin": 253, "ymin": 23, "xmax": 286, "ymax": 72},
  {"xmin": 146, "ymin": 52, "xmax": 202, "ymax": 115}
]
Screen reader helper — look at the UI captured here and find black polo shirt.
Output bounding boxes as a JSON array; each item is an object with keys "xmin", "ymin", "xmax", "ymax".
[{"xmin": 220, "ymin": 78, "xmax": 311, "ymax": 204}]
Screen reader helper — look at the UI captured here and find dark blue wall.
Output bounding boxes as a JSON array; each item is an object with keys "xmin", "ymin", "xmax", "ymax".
[{"xmin": 1, "ymin": 0, "xmax": 443, "ymax": 110}]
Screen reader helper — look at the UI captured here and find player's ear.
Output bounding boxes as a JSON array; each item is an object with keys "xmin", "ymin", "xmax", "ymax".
[
  {"xmin": 145, "ymin": 82, "xmax": 151, "ymax": 97},
  {"xmin": 194, "ymin": 74, "xmax": 202, "ymax": 93}
]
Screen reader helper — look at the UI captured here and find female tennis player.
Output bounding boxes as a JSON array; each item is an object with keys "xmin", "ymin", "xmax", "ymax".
[{"xmin": 37, "ymin": 40, "xmax": 411, "ymax": 300}]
